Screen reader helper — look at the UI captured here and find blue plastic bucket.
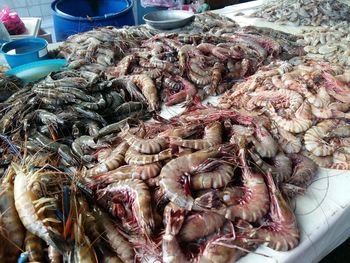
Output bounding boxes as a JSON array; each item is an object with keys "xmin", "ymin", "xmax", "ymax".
[
  {"xmin": 52, "ymin": 0, "xmax": 135, "ymax": 42},
  {"xmin": 0, "ymin": 38, "xmax": 48, "ymax": 68}
]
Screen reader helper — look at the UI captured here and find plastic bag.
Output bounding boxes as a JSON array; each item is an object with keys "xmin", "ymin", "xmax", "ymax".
[
  {"xmin": 141, "ymin": 0, "xmax": 180, "ymax": 8},
  {"xmin": 0, "ymin": 7, "xmax": 26, "ymax": 35}
]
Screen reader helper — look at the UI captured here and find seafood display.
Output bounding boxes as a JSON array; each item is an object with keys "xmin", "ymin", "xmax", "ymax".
[
  {"xmin": 219, "ymin": 60, "xmax": 350, "ymax": 169},
  {"xmin": 0, "ymin": 6, "xmax": 349, "ymax": 263},
  {"xmin": 251, "ymin": 0, "xmax": 350, "ymax": 27}
]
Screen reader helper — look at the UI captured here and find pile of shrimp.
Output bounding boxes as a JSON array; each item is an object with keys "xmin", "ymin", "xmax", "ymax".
[
  {"xmin": 64, "ymin": 109, "xmax": 320, "ymax": 262},
  {"xmin": 220, "ymin": 60, "xmax": 350, "ymax": 170},
  {"xmin": 0, "ymin": 111, "xmax": 319, "ymax": 262}
]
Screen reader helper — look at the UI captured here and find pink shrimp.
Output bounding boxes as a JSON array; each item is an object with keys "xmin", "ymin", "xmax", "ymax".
[
  {"xmin": 165, "ymin": 76, "xmax": 197, "ymax": 106},
  {"xmin": 98, "ymin": 179, "xmax": 155, "ymax": 237},
  {"xmin": 250, "ymin": 125, "xmax": 278, "ymax": 158},
  {"xmin": 196, "ymin": 149, "xmax": 269, "ymax": 222},
  {"xmin": 179, "ymin": 212, "xmax": 225, "ymax": 242},
  {"xmin": 160, "ymin": 146, "xmax": 222, "ymax": 210},
  {"xmin": 257, "ymin": 172, "xmax": 299, "ymax": 251},
  {"xmin": 220, "ymin": 149, "xmax": 269, "ymax": 222},
  {"xmin": 323, "ymin": 72, "xmax": 350, "ymax": 103}
]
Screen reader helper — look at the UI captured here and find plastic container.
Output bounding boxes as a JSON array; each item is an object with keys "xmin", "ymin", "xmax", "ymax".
[
  {"xmin": 135, "ymin": 1, "xmax": 167, "ymax": 25},
  {"xmin": 51, "ymin": 0, "xmax": 135, "ymax": 42},
  {"xmin": 0, "ymin": 37, "xmax": 48, "ymax": 68}
]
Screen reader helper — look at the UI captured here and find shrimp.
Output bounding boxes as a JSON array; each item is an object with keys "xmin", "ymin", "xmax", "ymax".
[
  {"xmin": 120, "ymin": 128, "xmax": 167, "ymax": 154},
  {"xmin": 178, "ymin": 212, "xmax": 225, "ymax": 242},
  {"xmin": 12, "ymin": 163, "xmax": 68, "ymax": 254},
  {"xmin": 286, "ymin": 154, "xmax": 318, "ymax": 186},
  {"xmin": 94, "ymin": 208, "xmax": 135, "ymax": 263},
  {"xmin": 165, "ymin": 76, "xmax": 197, "ymax": 106},
  {"xmin": 302, "ymin": 151, "xmax": 333, "ymax": 168},
  {"xmin": 302, "ymin": 86, "xmax": 331, "ymax": 108},
  {"xmin": 266, "ymin": 103, "xmax": 312, "ymax": 133},
  {"xmin": 188, "ymin": 70, "xmax": 211, "ymax": 86},
  {"xmin": 329, "ymin": 124, "xmax": 350, "ymax": 138},
  {"xmin": 0, "ymin": 170, "xmax": 25, "ymax": 262},
  {"xmin": 228, "ymin": 124, "xmax": 254, "ymax": 146},
  {"xmin": 190, "ymin": 162, "xmax": 235, "ymax": 190},
  {"xmin": 304, "ymin": 120, "xmax": 339, "ymax": 156},
  {"xmin": 170, "ymin": 121, "xmax": 222, "ymax": 150},
  {"xmin": 323, "ymin": 72, "xmax": 350, "ymax": 103},
  {"xmin": 130, "ymin": 74, "xmax": 159, "ymax": 111},
  {"xmin": 98, "ymin": 179, "xmax": 155, "ymax": 236},
  {"xmin": 311, "ymin": 102, "xmax": 349, "ymax": 119},
  {"xmin": 271, "ymin": 125, "xmax": 302, "ymax": 154},
  {"xmin": 330, "ymin": 151, "xmax": 350, "ymax": 170},
  {"xmin": 90, "ymin": 162, "xmax": 162, "ymax": 188},
  {"xmin": 106, "ymin": 54, "xmax": 134, "ymax": 78},
  {"xmin": 125, "ymin": 147, "xmax": 172, "ymax": 165},
  {"xmin": 250, "ymin": 125, "xmax": 278, "ymax": 158},
  {"xmin": 295, "ymin": 101, "xmax": 313, "ymax": 120},
  {"xmin": 210, "ymin": 62, "xmax": 225, "ymax": 94},
  {"xmin": 218, "ymin": 149, "xmax": 269, "ymax": 222},
  {"xmin": 257, "ymin": 172, "xmax": 299, "ymax": 251},
  {"xmin": 24, "ymin": 230, "xmax": 44, "ymax": 262},
  {"xmin": 85, "ymin": 142, "xmax": 129, "ymax": 177},
  {"xmin": 160, "ymin": 146, "xmax": 222, "ymax": 210},
  {"xmin": 247, "ymin": 89, "xmax": 303, "ymax": 112},
  {"xmin": 249, "ymin": 151, "xmax": 292, "ymax": 184},
  {"xmin": 162, "ymin": 210, "xmax": 189, "ymax": 263}
]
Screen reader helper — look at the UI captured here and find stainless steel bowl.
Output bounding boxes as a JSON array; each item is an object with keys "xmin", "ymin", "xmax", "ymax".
[{"xmin": 143, "ymin": 10, "xmax": 195, "ymax": 30}]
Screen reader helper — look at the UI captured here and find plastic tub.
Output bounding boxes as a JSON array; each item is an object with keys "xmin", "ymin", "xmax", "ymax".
[
  {"xmin": 0, "ymin": 38, "xmax": 48, "ymax": 68},
  {"xmin": 52, "ymin": 0, "xmax": 135, "ymax": 41}
]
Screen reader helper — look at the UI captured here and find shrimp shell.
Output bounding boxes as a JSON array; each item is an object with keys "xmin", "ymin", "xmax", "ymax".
[
  {"xmin": 121, "ymin": 129, "xmax": 167, "ymax": 154},
  {"xmin": 178, "ymin": 212, "xmax": 225, "ymax": 242},
  {"xmin": 160, "ymin": 146, "xmax": 221, "ymax": 210},
  {"xmin": 12, "ymin": 163, "xmax": 67, "ymax": 253},
  {"xmin": 266, "ymin": 103, "xmax": 312, "ymax": 133},
  {"xmin": 304, "ymin": 120, "xmax": 338, "ymax": 156},
  {"xmin": 169, "ymin": 121, "xmax": 222, "ymax": 150},
  {"xmin": 130, "ymin": 74, "xmax": 159, "ymax": 111},
  {"xmin": 257, "ymin": 172, "xmax": 299, "ymax": 251},
  {"xmin": 0, "ymin": 174, "xmax": 25, "ymax": 262},
  {"xmin": 99, "ymin": 179, "xmax": 155, "ymax": 236},
  {"xmin": 251, "ymin": 125, "xmax": 278, "ymax": 158},
  {"xmin": 190, "ymin": 163, "xmax": 235, "ymax": 190},
  {"xmin": 217, "ymin": 149, "xmax": 269, "ymax": 222},
  {"xmin": 125, "ymin": 147, "xmax": 172, "ymax": 165},
  {"xmin": 86, "ymin": 142, "xmax": 128, "ymax": 177}
]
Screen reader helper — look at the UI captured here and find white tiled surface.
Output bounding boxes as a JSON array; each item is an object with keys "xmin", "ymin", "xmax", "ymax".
[{"xmin": 2, "ymin": 0, "xmax": 54, "ymax": 40}]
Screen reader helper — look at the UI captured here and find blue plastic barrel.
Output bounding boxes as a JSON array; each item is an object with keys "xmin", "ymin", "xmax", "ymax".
[{"xmin": 52, "ymin": 0, "xmax": 135, "ymax": 41}]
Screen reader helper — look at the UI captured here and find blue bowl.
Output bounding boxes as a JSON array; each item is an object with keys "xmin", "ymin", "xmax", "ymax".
[{"xmin": 0, "ymin": 38, "xmax": 48, "ymax": 68}]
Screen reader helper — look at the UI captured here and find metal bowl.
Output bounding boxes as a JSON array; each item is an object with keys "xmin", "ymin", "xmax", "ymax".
[{"xmin": 143, "ymin": 10, "xmax": 194, "ymax": 30}]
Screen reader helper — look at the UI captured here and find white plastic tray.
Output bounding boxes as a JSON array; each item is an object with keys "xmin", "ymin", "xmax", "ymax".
[{"xmin": 11, "ymin": 17, "xmax": 41, "ymax": 39}]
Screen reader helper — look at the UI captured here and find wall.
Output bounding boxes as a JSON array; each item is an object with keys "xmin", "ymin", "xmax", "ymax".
[{"xmin": 1, "ymin": 0, "xmax": 54, "ymax": 38}]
